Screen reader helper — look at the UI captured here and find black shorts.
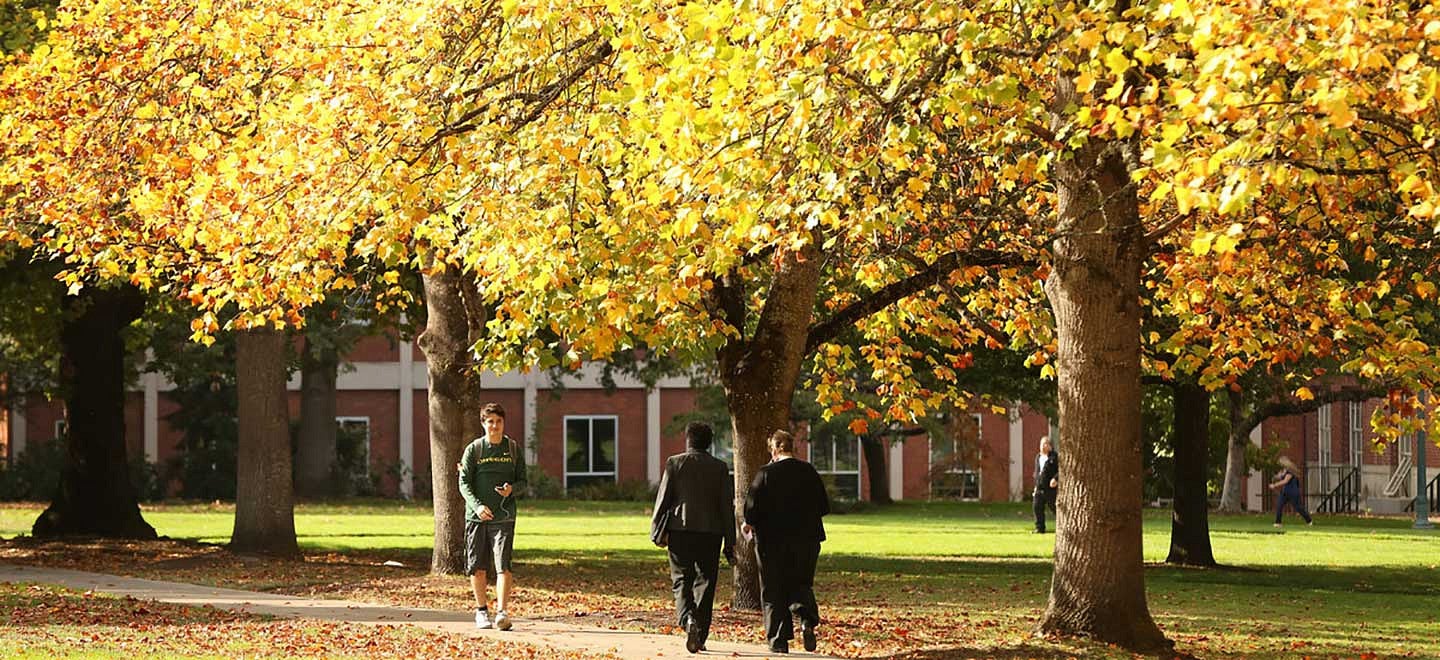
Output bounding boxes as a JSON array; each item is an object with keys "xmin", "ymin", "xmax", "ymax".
[{"xmin": 465, "ymin": 519, "xmax": 515, "ymax": 578}]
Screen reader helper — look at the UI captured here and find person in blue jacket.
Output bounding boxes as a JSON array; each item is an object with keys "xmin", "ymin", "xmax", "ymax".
[{"xmin": 1269, "ymin": 455, "xmax": 1313, "ymax": 528}]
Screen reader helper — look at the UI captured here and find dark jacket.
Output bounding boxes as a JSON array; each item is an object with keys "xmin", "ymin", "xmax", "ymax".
[
  {"xmin": 652, "ymin": 448, "xmax": 736, "ymax": 550},
  {"xmin": 1279, "ymin": 469, "xmax": 1302, "ymax": 496},
  {"xmin": 1033, "ymin": 450, "xmax": 1059, "ymax": 493},
  {"xmin": 743, "ymin": 457, "xmax": 829, "ymax": 543}
]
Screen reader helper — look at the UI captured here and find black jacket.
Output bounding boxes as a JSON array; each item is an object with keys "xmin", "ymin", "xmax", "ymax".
[
  {"xmin": 1034, "ymin": 450, "xmax": 1059, "ymax": 493},
  {"xmin": 652, "ymin": 449, "xmax": 736, "ymax": 549},
  {"xmin": 743, "ymin": 457, "xmax": 830, "ymax": 543}
]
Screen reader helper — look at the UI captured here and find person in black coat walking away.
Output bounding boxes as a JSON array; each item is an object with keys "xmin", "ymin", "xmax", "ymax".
[
  {"xmin": 651, "ymin": 422, "xmax": 736, "ymax": 654},
  {"xmin": 742, "ymin": 429, "xmax": 830, "ymax": 655},
  {"xmin": 1032, "ymin": 436, "xmax": 1059, "ymax": 533}
]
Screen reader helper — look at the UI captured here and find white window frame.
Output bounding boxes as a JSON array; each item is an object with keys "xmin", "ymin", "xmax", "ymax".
[
  {"xmin": 54, "ymin": 419, "xmax": 67, "ymax": 440},
  {"xmin": 335, "ymin": 416, "xmax": 372, "ymax": 469},
  {"xmin": 809, "ymin": 434, "xmax": 861, "ymax": 500},
  {"xmin": 564, "ymin": 415, "xmax": 619, "ymax": 489},
  {"xmin": 1347, "ymin": 402, "xmax": 1363, "ymax": 467},
  {"xmin": 928, "ymin": 413, "xmax": 982, "ymax": 500},
  {"xmin": 1316, "ymin": 404, "xmax": 1333, "ymax": 492},
  {"xmin": 1316, "ymin": 404, "xmax": 1332, "ymax": 466}
]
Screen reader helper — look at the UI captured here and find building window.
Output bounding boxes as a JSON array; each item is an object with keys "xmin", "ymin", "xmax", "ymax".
[
  {"xmin": 809, "ymin": 431, "xmax": 861, "ymax": 500},
  {"xmin": 54, "ymin": 420, "xmax": 67, "ymax": 441},
  {"xmin": 710, "ymin": 428, "xmax": 735, "ymax": 474},
  {"xmin": 929, "ymin": 414, "xmax": 982, "ymax": 500},
  {"xmin": 565, "ymin": 416, "xmax": 617, "ymax": 489},
  {"xmin": 1347, "ymin": 402, "xmax": 1363, "ymax": 467},
  {"xmin": 335, "ymin": 417, "xmax": 371, "ymax": 489}
]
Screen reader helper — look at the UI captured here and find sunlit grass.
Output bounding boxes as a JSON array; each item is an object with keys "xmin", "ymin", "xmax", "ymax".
[{"xmin": 4, "ymin": 499, "xmax": 1438, "ymax": 658}]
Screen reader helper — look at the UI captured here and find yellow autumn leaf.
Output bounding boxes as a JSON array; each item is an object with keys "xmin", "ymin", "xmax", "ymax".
[{"xmin": 1190, "ymin": 232, "xmax": 1214, "ymax": 256}]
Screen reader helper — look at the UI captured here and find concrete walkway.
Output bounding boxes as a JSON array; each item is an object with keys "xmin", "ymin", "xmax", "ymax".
[{"xmin": 0, "ymin": 563, "xmax": 838, "ymax": 659}]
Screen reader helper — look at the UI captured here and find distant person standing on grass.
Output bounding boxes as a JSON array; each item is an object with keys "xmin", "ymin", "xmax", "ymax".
[
  {"xmin": 651, "ymin": 421, "xmax": 736, "ymax": 654},
  {"xmin": 459, "ymin": 402, "xmax": 527, "ymax": 630},
  {"xmin": 1269, "ymin": 455, "xmax": 1313, "ymax": 528},
  {"xmin": 743, "ymin": 429, "xmax": 829, "ymax": 655},
  {"xmin": 1032, "ymin": 436, "xmax": 1059, "ymax": 534}
]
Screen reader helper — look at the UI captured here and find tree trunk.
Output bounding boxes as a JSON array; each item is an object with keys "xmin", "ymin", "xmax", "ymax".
[
  {"xmin": 417, "ymin": 267, "xmax": 486, "ymax": 575},
  {"xmin": 1038, "ymin": 71, "xmax": 1169, "ymax": 652},
  {"xmin": 32, "ymin": 286, "xmax": 156, "ymax": 539},
  {"xmin": 1166, "ymin": 382, "xmax": 1216, "ymax": 566},
  {"xmin": 294, "ymin": 336, "xmax": 340, "ymax": 498},
  {"xmin": 860, "ymin": 435, "xmax": 892, "ymax": 505},
  {"xmin": 1217, "ymin": 389, "xmax": 1248, "ymax": 512},
  {"xmin": 231, "ymin": 327, "xmax": 299, "ymax": 555},
  {"xmin": 720, "ymin": 240, "xmax": 823, "ymax": 611}
]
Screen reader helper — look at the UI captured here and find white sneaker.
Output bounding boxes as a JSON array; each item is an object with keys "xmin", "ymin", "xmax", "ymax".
[
  {"xmin": 475, "ymin": 609, "xmax": 493, "ymax": 629},
  {"xmin": 494, "ymin": 609, "xmax": 512, "ymax": 631}
]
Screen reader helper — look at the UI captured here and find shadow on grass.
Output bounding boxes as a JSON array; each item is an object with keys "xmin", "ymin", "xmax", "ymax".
[{"xmin": 864, "ymin": 644, "xmax": 1075, "ymax": 660}]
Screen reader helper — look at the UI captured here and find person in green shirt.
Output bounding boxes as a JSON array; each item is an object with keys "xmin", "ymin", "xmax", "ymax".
[{"xmin": 459, "ymin": 402, "xmax": 527, "ymax": 630}]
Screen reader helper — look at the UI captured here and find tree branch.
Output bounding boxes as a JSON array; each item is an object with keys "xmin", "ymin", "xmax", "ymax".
[
  {"xmin": 1238, "ymin": 381, "xmax": 1390, "ymax": 439},
  {"xmin": 804, "ymin": 248, "xmax": 1028, "ymax": 354}
]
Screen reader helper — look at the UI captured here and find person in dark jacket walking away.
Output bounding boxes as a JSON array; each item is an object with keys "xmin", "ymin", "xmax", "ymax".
[
  {"xmin": 742, "ymin": 430, "xmax": 829, "ymax": 654},
  {"xmin": 651, "ymin": 422, "xmax": 737, "ymax": 654},
  {"xmin": 1269, "ymin": 455, "xmax": 1313, "ymax": 528},
  {"xmin": 1032, "ymin": 436, "xmax": 1059, "ymax": 533},
  {"xmin": 459, "ymin": 402, "xmax": 527, "ymax": 631}
]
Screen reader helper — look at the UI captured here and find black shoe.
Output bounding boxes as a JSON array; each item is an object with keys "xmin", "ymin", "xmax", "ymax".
[
  {"xmin": 1033, "ymin": 529, "xmax": 1046, "ymax": 534},
  {"xmin": 769, "ymin": 640, "xmax": 789, "ymax": 654},
  {"xmin": 801, "ymin": 621, "xmax": 817, "ymax": 652},
  {"xmin": 685, "ymin": 618, "xmax": 702, "ymax": 654}
]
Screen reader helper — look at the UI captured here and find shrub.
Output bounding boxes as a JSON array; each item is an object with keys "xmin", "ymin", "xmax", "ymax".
[
  {"xmin": 566, "ymin": 478, "xmax": 656, "ymax": 502},
  {"xmin": 0, "ymin": 440, "xmax": 64, "ymax": 501},
  {"xmin": 524, "ymin": 465, "xmax": 563, "ymax": 499},
  {"xmin": 129, "ymin": 457, "xmax": 165, "ymax": 502}
]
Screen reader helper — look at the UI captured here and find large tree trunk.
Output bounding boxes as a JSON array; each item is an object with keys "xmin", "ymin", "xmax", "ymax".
[
  {"xmin": 860, "ymin": 435, "xmax": 892, "ymax": 505},
  {"xmin": 294, "ymin": 336, "xmax": 340, "ymax": 498},
  {"xmin": 417, "ymin": 267, "xmax": 486, "ymax": 575},
  {"xmin": 1218, "ymin": 389, "xmax": 1248, "ymax": 512},
  {"xmin": 1166, "ymin": 382, "xmax": 1216, "ymax": 566},
  {"xmin": 719, "ymin": 240, "xmax": 822, "ymax": 611},
  {"xmin": 33, "ymin": 286, "xmax": 156, "ymax": 539},
  {"xmin": 231, "ymin": 327, "xmax": 299, "ymax": 555},
  {"xmin": 1038, "ymin": 71, "xmax": 1169, "ymax": 652}
]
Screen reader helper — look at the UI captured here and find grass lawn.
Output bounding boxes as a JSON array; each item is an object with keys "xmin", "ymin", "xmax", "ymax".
[{"xmin": 2, "ymin": 499, "xmax": 1438, "ymax": 659}]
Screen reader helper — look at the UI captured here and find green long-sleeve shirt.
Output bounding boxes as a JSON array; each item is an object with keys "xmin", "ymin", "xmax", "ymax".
[{"xmin": 459, "ymin": 435, "xmax": 527, "ymax": 522}]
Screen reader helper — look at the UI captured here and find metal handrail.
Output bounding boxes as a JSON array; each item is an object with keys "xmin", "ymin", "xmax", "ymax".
[
  {"xmin": 1318, "ymin": 466, "xmax": 1361, "ymax": 513},
  {"xmin": 1404, "ymin": 473, "xmax": 1440, "ymax": 514}
]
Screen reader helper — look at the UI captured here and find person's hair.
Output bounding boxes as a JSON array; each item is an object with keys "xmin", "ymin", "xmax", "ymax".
[
  {"xmin": 686, "ymin": 421, "xmax": 714, "ymax": 451},
  {"xmin": 1039, "ymin": 435, "xmax": 1052, "ymax": 448},
  {"xmin": 768, "ymin": 430, "xmax": 795, "ymax": 453},
  {"xmin": 481, "ymin": 402, "xmax": 506, "ymax": 419},
  {"xmin": 1278, "ymin": 455, "xmax": 1299, "ymax": 472}
]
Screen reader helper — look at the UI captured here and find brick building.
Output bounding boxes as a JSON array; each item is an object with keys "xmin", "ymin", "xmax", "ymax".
[
  {"xmin": 1249, "ymin": 402, "xmax": 1439, "ymax": 514},
  {"xmin": 0, "ymin": 333, "xmax": 1087, "ymax": 503}
]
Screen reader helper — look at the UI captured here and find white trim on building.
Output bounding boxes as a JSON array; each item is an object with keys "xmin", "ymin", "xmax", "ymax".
[
  {"xmin": 646, "ymin": 388, "xmax": 661, "ymax": 485},
  {"xmin": 1008, "ymin": 404, "xmax": 1024, "ymax": 501}
]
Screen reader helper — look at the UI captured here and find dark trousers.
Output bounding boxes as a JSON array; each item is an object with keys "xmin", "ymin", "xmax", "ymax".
[
  {"xmin": 1033, "ymin": 488, "xmax": 1057, "ymax": 531},
  {"xmin": 667, "ymin": 530, "xmax": 721, "ymax": 643},
  {"xmin": 1274, "ymin": 490, "xmax": 1312, "ymax": 524},
  {"xmin": 755, "ymin": 535, "xmax": 820, "ymax": 650}
]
